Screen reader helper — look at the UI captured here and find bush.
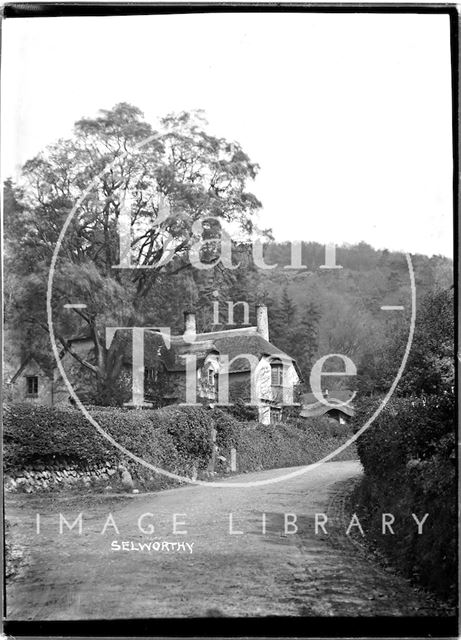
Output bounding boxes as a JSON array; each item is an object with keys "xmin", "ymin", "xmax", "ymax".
[
  {"xmin": 352, "ymin": 394, "xmax": 456, "ymax": 600},
  {"xmin": 3, "ymin": 404, "xmax": 215, "ymax": 480},
  {"xmin": 220, "ymin": 398, "xmax": 259, "ymax": 422},
  {"xmin": 355, "ymin": 395, "xmax": 454, "ymax": 474},
  {"xmin": 3, "ymin": 404, "xmax": 113, "ymax": 470},
  {"xmin": 3, "ymin": 404, "xmax": 357, "ymax": 489},
  {"xmin": 210, "ymin": 408, "xmax": 242, "ymax": 450},
  {"xmin": 235, "ymin": 420, "xmax": 357, "ymax": 472}
]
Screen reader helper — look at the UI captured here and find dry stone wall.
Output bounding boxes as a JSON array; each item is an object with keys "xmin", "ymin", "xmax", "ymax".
[{"xmin": 4, "ymin": 458, "xmax": 118, "ymax": 493}]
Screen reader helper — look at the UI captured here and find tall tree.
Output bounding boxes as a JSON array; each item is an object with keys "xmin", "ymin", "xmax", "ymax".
[
  {"xmin": 5, "ymin": 104, "xmax": 261, "ymax": 402},
  {"xmin": 385, "ymin": 287, "xmax": 454, "ymax": 397},
  {"xmin": 293, "ymin": 300, "xmax": 321, "ymax": 379},
  {"xmin": 357, "ymin": 286, "xmax": 454, "ymax": 398}
]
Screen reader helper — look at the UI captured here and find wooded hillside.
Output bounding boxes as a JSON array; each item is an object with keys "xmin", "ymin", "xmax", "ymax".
[
  {"xmin": 146, "ymin": 240, "xmax": 453, "ymax": 395},
  {"xmin": 3, "ymin": 104, "xmax": 453, "ymax": 403}
]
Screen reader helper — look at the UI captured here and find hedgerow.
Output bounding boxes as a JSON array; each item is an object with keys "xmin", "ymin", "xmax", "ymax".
[
  {"xmin": 352, "ymin": 394, "xmax": 456, "ymax": 600},
  {"xmin": 4, "ymin": 404, "xmax": 357, "ymax": 487},
  {"xmin": 234, "ymin": 418, "xmax": 357, "ymax": 472},
  {"xmin": 3, "ymin": 404, "xmax": 213, "ymax": 478},
  {"xmin": 3, "ymin": 404, "xmax": 113, "ymax": 469}
]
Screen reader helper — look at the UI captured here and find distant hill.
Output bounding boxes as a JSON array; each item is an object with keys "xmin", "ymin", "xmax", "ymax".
[
  {"xmin": 4, "ymin": 239, "xmax": 453, "ymax": 400},
  {"xmin": 184, "ymin": 241, "xmax": 453, "ymax": 391}
]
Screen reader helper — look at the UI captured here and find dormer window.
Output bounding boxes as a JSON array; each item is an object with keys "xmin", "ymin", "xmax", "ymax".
[
  {"xmin": 26, "ymin": 376, "xmax": 38, "ymax": 396},
  {"xmin": 271, "ymin": 361, "xmax": 283, "ymax": 386}
]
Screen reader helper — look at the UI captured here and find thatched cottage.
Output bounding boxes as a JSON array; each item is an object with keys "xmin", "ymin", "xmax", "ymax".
[{"xmin": 110, "ymin": 305, "xmax": 302, "ymax": 424}]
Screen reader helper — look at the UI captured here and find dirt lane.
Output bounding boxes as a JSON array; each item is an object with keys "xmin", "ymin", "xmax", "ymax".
[{"xmin": 5, "ymin": 461, "xmax": 444, "ymax": 619}]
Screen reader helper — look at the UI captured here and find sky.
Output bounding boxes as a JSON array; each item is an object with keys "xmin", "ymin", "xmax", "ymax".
[{"xmin": 2, "ymin": 12, "xmax": 454, "ymax": 257}]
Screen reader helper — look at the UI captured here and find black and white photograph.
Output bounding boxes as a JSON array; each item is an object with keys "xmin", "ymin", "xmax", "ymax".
[{"xmin": 1, "ymin": 3, "xmax": 458, "ymax": 637}]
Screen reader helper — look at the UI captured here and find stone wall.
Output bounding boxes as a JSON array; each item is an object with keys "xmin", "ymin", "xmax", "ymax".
[{"xmin": 4, "ymin": 459, "xmax": 118, "ymax": 493}]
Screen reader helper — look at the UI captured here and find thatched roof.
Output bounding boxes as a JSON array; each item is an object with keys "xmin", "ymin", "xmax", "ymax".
[
  {"xmin": 299, "ymin": 402, "xmax": 355, "ymax": 419},
  {"xmin": 300, "ymin": 390, "xmax": 355, "ymax": 418},
  {"xmin": 110, "ymin": 326, "xmax": 301, "ymax": 376},
  {"xmin": 109, "ymin": 329, "xmax": 214, "ymax": 372},
  {"xmin": 201, "ymin": 330, "xmax": 299, "ymax": 374}
]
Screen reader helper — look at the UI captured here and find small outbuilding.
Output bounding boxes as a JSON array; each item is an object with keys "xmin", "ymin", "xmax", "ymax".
[
  {"xmin": 6, "ymin": 356, "xmax": 55, "ymax": 405},
  {"xmin": 300, "ymin": 390, "xmax": 355, "ymax": 424}
]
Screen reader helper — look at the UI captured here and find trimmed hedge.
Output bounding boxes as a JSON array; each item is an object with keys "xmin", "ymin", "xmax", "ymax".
[
  {"xmin": 353, "ymin": 394, "xmax": 456, "ymax": 600},
  {"xmin": 234, "ymin": 419, "xmax": 356, "ymax": 472},
  {"xmin": 4, "ymin": 404, "xmax": 357, "ymax": 488},
  {"xmin": 3, "ymin": 404, "xmax": 214, "ymax": 480},
  {"xmin": 4, "ymin": 404, "xmax": 114, "ymax": 469}
]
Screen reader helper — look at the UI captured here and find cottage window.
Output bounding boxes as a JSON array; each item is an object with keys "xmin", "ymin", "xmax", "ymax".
[
  {"xmin": 144, "ymin": 368, "xmax": 156, "ymax": 381},
  {"xmin": 206, "ymin": 367, "xmax": 219, "ymax": 392},
  {"xmin": 270, "ymin": 407, "xmax": 282, "ymax": 424},
  {"xmin": 207, "ymin": 368, "xmax": 217, "ymax": 386},
  {"xmin": 271, "ymin": 362, "xmax": 283, "ymax": 386},
  {"xmin": 26, "ymin": 376, "xmax": 38, "ymax": 396}
]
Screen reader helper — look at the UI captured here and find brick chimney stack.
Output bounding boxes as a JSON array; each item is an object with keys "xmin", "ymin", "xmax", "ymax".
[{"xmin": 256, "ymin": 304, "xmax": 269, "ymax": 341}]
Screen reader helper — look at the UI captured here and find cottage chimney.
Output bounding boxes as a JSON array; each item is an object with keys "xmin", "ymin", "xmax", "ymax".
[
  {"xmin": 183, "ymin": 310, "xmax": 196, "ymax": 342},
  {"xmin": 256, "ymin": 304, "xmax": 269, "ymax": 341}
]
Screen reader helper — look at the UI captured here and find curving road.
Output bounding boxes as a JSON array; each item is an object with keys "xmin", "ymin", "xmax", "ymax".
[{"xmin": 6, "ymin": 460, "xmax": 444, "ymax": 619}]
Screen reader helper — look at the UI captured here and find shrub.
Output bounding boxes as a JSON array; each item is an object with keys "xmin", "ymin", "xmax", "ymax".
[
  {"xmin": 235, "ymin": 420, "xmax": 357, "ymax": 472},
  {"xmin": 4, "ymin": 404, "xmax": 357, "ymax": 489},
  {"xmin": 355, "ymin": 395, "xmax": 454, "ymax": 475},
  {"xmin": 221, "ymin": 398, "xmax": 259, "ymax": 422},
  {"xmin": 92, "ymin": 408, "xmax": 181, "ymax": 472},
  {"xmin": 352, "ymin": 393, "xmax": 456, "ymax": 600},
  {"xmin": 3, "ymin": 404, "xmax": 113, "ymax": 470},
  {"xmin": 3, "ymin": 404, "xmax": 215, "ymax": 479},
  {"xmin": 150, "ymin": 406, "xmax": 214, "ymax": 469},
  {"xmin": 210, "ymin": 408, "xmax": 242, "ymax": 450}
]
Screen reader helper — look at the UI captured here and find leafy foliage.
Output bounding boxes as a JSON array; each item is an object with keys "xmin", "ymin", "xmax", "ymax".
[
  {"xmin": 357, "ymin": 287, "xmax": 454, "ymax": 397},
  {"xmin": 4, "ymin": 103, "xmax": 454, "ymax": 412},
  {"xmin": 356, "ymin": 395, "xmax": 454, "ymax": 476},
  {"xmin": 4, "ymin": 404, "xmax": 356, "ymax": 485},
  {"xmin": 3, "ymin": 404, "xmax": 214, "ymax": 476},
  {"xmin": 235, "ymin": 419, "xmax": 357, "ymax": 471},
  {"xmin": 353, "ymin": 393, "xmax": 456, "ymax": 599},
  {"xmin": 351, "ymin": 282, "xmax": 455, "ymax": 601},
  {"xmin": 395, "ymin": 287, "xmax": 454, "ymax": 396},
  {"xmin": 4, "ymin": 104, "xmax": 261, "ymax": 402}
]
